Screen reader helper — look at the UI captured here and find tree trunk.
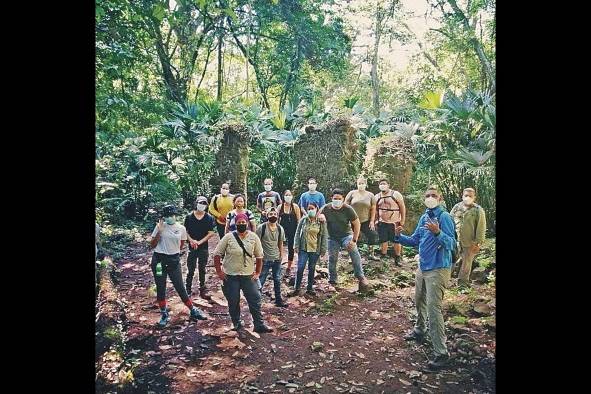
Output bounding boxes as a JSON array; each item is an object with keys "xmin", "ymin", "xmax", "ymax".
[
  {"xmin": 280, "ymin": 37, "xmax": 302, "ymax": 110},
  {"xmin": 370, "ymin": 7, "xmax": 382, "ymax": 116},
  {"xmin": 446, "ymin": 0, "xmax": 495, "ymax": 93},
  {"xmin": 217, "ymin": 23, "xmax": 224, "ymax": 102}
]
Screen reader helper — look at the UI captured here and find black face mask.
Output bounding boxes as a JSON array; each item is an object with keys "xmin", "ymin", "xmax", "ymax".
[
  {"xmin": 268, "ymin": 216, "xmax": 278, "ymax": 223},
  {"xmin": 236, "ymin": 224, "xmax": 248, "ymax": 233}
]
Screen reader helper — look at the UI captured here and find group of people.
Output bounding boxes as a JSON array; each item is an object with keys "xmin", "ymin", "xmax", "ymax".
[{"xmin": 146, "ymin": 177, "xmax": 487, "ymax": 370}]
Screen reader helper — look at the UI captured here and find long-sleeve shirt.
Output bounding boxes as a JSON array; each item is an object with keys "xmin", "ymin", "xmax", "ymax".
[
  {"xmin": 394, "ymin": 206, "xmax": 455, "ymax": 271},
  {"xmin": 450, "ymin": 202, "xmax": 487, "ymax": 248},
  {"xmin": 208, "ymin": 194, "xmax": 234, "ymax": 225}
]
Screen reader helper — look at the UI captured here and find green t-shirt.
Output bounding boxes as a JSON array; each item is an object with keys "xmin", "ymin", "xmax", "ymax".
[{"xmin": 322, "ymin": 204, "xmax": 358, "ymax": 239}]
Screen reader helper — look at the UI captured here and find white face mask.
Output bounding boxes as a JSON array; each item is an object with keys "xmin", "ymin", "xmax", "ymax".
[
  {"xmin": 264, "ymin": 184, "xmax": 272, "ymax": 192},
  {"xmin": 463, "ymin": 196, "xmax": 474, "ymax": 205},
  {"xmin": 357, "ymin": 184, "xmax": 366, "ymax": 191},
  {"xmin": 425, "ymin": 197, "xmax": 439, "ymax": 209},
  {"xmin": 221, "ymin": 188, "xmax": 229, "ymax": 196},
  {"xmin": 379, "ymin": 184, "xmax": 388, "ymax": 192},
  {"xmin": 308, "ymin": 183, "xmax": 317, "ymax": 191},
  {"xmin": 284, "ymin": 195, "xmax": 293, "ymax": 203},
  {"xmin": 331, "ymin": 199, "xmax": 343, "ymax": 208},
  {"xmin": 196, "ymin": 203, "xmax": 207, "ymax": 212}
]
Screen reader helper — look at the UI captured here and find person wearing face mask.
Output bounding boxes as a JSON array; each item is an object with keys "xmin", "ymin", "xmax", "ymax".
[
  {"xmin": 149, "ymin": 204, "xmax": 208, "ymax": 327},
  {"xmin": 209, "ymin": 182, "xmax": 235, "ymax": 238},
  {"xmin": 183, "ymin": 196, "xmax": 216, "ymax": 300},
  {"xmin": 449, "ymin": 188, "xmax": 486, "ymax": 287},
  {"xmin": 256, "ymin": 207, "xmax": 288, "ymax": 307},
  {"xmin": 290, "ymin": 202, "xmax": 328, "ymax": 296},
  {"xmin": 392, "ymin": 186, "xmax": 455, "ymax": 371},
  {"xmin": 256, "ymin": 178, "xmax": 282, "ymax": 223},
  {"xmin": 225, "ymin": 194, "xmax": 257, "ymax": 234},
  {"xmin": 213, "ymin": 213, "xmax": 273, "ymax": 333},
  {"xmin": 345, "ymin": 177, "xmax": 380, "ymax": 261},
  {"xmin": 298, "ymin": 177, "xmax": 326, "ymax": 213},
  {"xmin": 279, "ymin": 190, "xmax": 301, "ymax": 283},
  {"xmin": 372, "ymin": 178, "xmax": 406, "ymax": 266},
  {"xmin": 318, "ymin": 188, "xmax": 371, "ymax": 293}
]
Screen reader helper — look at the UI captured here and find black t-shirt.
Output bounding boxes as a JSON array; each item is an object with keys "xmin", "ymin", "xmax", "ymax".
[{"xmin": 184, "ymin": 212, "xmax": 216, "ymax": 250}]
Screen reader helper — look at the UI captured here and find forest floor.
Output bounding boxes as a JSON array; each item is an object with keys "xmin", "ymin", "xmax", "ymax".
[{"xmin": 96, "ymin": 231, "xmax": 496, "ymax": 394}]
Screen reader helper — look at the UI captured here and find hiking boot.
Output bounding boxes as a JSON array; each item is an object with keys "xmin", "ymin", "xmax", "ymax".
[
  {"xmin": 190, "ymin": 307, "xmax": 207, "ymax": 321},
  {"xmin": 231, "ymin": 320, "xmax": 244, "ymax": 331},
  {"xmin": 199, "ymin": 288, "xmax": 212, "ymax": 300},
  {"xmin": 275, "ymin": 301, "xmax": 289, "ymax": 308},
  {"xmin": 380, "ymin": 253, "xmax": 389, "ymax": 260},
  {"xmin": 287, "ymin": 276, "xmax": 295, "ymax": 286},
  {"xmin": 253, "ymin": 324, "xmax": 274, "ymax": 333},
  {"xmin": 394, "ymin": 255, "xmax": 402, "ymax": 267},
  {"xmin": 404, "ymin": 329, "xmax": 425, "ymax": 342},
  {"xmin": 368, "ymin": 254, "xmax": 380, "ymax": 261},
  {"xmin": 305, "ymin": 289, "xmax": 316, "ymax": 296},
  {"xmin": 426, "ymin": 354, "xmax": 450, "ymax": 371},
  {"xmin": 158, "ymin": 311, "xmax": 170, "ymax": 327},
  {"xmin": 358, "ymin": 277, "xmax": 371, "ymax": 293}
]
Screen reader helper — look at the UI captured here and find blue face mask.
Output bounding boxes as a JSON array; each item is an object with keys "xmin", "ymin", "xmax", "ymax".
[
  {"xmin": 308, "ymin": 209, "xmax": 317, "ymax": 218},
  {"xmin": 331, "ymin": 199, "xmax": 343, "ymax": 208},
  {"xmin": 164, "ymin": 217, "xmax": 175, "ymax": 225}
]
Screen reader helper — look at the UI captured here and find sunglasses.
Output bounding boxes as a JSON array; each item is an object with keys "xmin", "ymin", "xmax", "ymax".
[{"xmin": 197, "ymin": 201, "xmax": 208, "ymax": 205}]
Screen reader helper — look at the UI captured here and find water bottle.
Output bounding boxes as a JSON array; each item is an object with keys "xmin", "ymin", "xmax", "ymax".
[{"xmin": 156, "ymin": 262, "xmax": 163, "ymax": 276}]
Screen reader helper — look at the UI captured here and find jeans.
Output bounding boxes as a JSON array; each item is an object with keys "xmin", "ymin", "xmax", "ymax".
[
  {"xmin": 186, "ymin": 247, "xmax": 208, "ymax": 291},
  {"xmin": 151, "ymin": 252, "xmax": 190, "ymax": 303},
  {"xmin": 328, "ymin": 235, "xmax": 365, "ymax": 283},
  {"xmin": 221, "ymin": 274, "xmax": 265, "ymax": 328},
  {"xmin": 259, "ymin": 260, "xmax": 283, "ymax": 303},
  {"xmin": 295, "ymin": 250, "xmax": 320, "ymax": 290}
]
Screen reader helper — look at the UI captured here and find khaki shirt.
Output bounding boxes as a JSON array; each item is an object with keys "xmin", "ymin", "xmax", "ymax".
[{"xmin": 213, "ymin": 231, "xmax": 263, "ymax": 275}]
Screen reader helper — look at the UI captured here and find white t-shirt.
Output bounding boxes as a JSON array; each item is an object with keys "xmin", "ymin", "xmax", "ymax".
[{"xmin": 151, "ymin": 223, "xmax": 187, "ymax": 255}]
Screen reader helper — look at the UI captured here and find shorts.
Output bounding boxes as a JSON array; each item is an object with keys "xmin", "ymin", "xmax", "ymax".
[
  {"xmin": 377, "ymin": 221, "xmax": 397, "ymax": 243},
  {"xmin": 359, "ymin": 221, "xmax": 379, "ymax": 245}
]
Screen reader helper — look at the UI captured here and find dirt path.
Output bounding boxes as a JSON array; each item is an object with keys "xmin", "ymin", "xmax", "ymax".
[{"xmin": 96, "ymin": 233, "xmax": 495, "ymax": 393}]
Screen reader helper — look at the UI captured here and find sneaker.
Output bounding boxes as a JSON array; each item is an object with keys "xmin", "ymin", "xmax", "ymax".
[
  {"xmin": 199, "ymin": 288, "xmax": 212, "ymax": 300},
  {"xmin": 253, "ymin": 324, "xmax": 274, "ymax": 333},
  {"xmin": 231, "ymin": 320, "xmax": 244, "ymax": 331},
  {"xmin": 368, "ymin": 254, "xmax": 380, "ymax": 261},
  {"xmin": 426, "ymin": 354, "xmax": 450, "ymax": 371},
  {"xmin": 275, "ymin": 301, "xmax": 289, "ymax": 308},
  {"xmin": 190, "ymin": 307, "xmax": 208, "ymax": 321},
  {"xmin": 158, "ymin": 311, "xmax": 170, "ymax": 327},
  {"xmin": 403, "ymin": 329, "xmax": 425, "ymax": 342},
  {"xmin": 305, "ymin": 289, "xmax": 316, "ymax": 296}
]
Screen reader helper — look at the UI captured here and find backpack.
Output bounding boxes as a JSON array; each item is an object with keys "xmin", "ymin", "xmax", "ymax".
[
  {"xmin": 260, "ymin": 222, "xmax": 283, "ymax": 250},
  {"xmin": 376, "ymin": 191, "xmax": 401, "ymax": 221}
]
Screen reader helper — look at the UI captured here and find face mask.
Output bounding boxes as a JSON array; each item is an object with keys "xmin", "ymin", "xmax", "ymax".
[
  {"xmin": 196, "ymin": 203, "xmax": 207, "ymax": 212},
  {"xmin": 379, "ymin": 184, "xmax": 388, "ymax": 192},
  {"xmin": 308, "ymin": 209, "xmax": 317, "ymax": 218},
  {"xmin": 236, "ymin": 223, "xmax": 248, "ymax": 233},
  {"xmin": 221, "ymin": 189, "xmax": 229, "ymax": 196},
  {"xmin": 463, "ymin": 196, "xmax": 474, "ymax": 205},
  {"xmin": 332, "ymin": 199, "xmax": 343, "ymax": 208},
  {"xmin": 164, "ymin": 217, "xmax": 175, "ymax": 225},
  {"xmin": 308, "ymin": 183, "xmax": 317, "ymax": 191},
  {"xmin": 268, "ymin": 216, "xmax": 278, "ymax": 223},
  {"xmin": 357, "ymin": 184, "xmax": 366, "ymax": 191},
  {"xmin": 264, "ymin": 185, "xmax": 272, "ymax": 192},
  {"xmin": 284, "ymin": 195, "xmax": 293, "ymax": 203},
  {"xmin": 424, "ymin": 197, "xmax": 439, "ymax": 209}
]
